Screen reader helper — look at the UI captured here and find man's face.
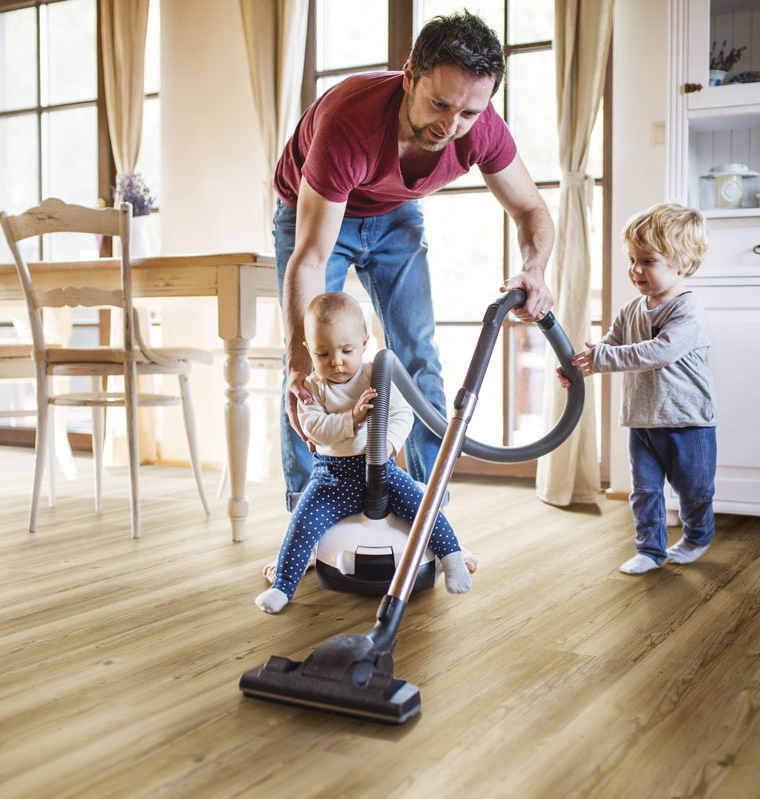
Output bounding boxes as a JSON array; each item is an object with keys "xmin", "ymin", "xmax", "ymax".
[{"xmin": 402, "ymin": 63, "xmax": 495, "ymax": 152}]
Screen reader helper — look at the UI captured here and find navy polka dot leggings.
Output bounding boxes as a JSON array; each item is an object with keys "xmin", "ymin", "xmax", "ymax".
[{"xmin": 272, "ymin": 453, "xmax": 461, "ymax": 600}]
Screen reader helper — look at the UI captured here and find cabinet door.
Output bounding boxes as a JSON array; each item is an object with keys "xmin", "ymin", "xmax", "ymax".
[
  {"xmin": 690, "ymin": 282, "xmax": 760, "ymax": 514},
  {"xmin": 686, "ymin": 0, "xmax": 760, "ymax": 112}
]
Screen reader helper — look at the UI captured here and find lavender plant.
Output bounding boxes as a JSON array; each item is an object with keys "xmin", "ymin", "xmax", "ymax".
[
  {"xmin": 710, "ymin": 40, "xmax": 747, "ymax": 73},
  {"xmin": 113, "ymin": 173, "xmax": 156, "ymax": 217}
]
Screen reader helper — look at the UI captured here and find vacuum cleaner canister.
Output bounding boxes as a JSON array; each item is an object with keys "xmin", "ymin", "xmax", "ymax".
[{"xmin": 315, "ymin": 512, "xmax": 438, "ymax": 595}]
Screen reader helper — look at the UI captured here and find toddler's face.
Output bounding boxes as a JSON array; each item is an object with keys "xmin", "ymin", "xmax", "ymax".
[
  {"xmin": 304, "ymin": 315, "xmax": 368, "ymax": 384},
  {"xmin": 627, "ymin": 244, "xmax": 686, "ymax": 308}
]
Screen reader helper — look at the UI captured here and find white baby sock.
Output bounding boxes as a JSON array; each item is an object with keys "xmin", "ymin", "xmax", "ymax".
[
  {"xmin": 619, "ymin": 553, "xmax": 661, "ymax": 575},
  {"xmin": 441, "ymin": 551, "xmax": 472, "ymax": 594},
  {"xmin": 666, "ymin": 537, "xmax": 710, "ymax": 564},
  {"xmin": 255, "ymin": 588, "xmax": 289, "ymax": 613},
  {"xmin": 461, "ymin": 547, "xmax": 478, "ymax": 574}
]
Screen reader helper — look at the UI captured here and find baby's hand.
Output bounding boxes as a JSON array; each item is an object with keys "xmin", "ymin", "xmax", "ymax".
[
  {"xmin": 353, "ymin": 387, "xmax": 377, "ymax": 427},
  {"xmin": 556, "ymin": 366, "xmax": 572, "ymax": 389}
]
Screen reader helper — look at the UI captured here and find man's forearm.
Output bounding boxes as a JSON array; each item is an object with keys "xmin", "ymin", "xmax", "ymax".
[
  {"xmin": 514, "ymin": 204, "xmax": 555, "ymax": 276},
  {"xmin": 283, "ymin": 257, "xmax": 325, "ymax": 370}
]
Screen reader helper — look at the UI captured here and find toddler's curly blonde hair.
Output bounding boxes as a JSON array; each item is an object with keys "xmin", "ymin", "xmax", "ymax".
[{"xmin": 622, "ymin": 203, "xmax": 709, "ymax": 277}]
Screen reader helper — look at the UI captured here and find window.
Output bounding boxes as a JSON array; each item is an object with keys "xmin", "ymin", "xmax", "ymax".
[
  {"xmin": 0, "ymin": 0, "xmax": 161, "ymax": 443},
  {"xmin": 304, "ymin": 0, "xmax": 610, "ymax": 478}
]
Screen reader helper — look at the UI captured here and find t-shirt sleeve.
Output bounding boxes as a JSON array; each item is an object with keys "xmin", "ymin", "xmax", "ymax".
[
  {"xmin": 301, "ymin": 113, "xmax": 370, "ymax": 203},
  {"xmin": 473, "ymin": 106, "xmax": 517, "ymax": 175}
]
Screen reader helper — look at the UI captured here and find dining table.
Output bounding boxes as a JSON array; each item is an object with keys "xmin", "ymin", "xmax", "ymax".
[{"xmin": 0, "ymin": 252, "xmax": 279, "ymax": 543}]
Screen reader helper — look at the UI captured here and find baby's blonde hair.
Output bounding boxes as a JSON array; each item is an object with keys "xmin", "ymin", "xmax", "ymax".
[
  {"xmin": 305, "ymin": 291, "xmax": 367, "ymax": 336},
  {"xmin": 622, "ymin": 203, "xmax": 709, "ymax": 277}
]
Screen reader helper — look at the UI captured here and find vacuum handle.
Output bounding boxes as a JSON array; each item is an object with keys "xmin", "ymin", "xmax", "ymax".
[{"xmin": 462, "ymin": 289, "xmax": 526, "ymax": 396}]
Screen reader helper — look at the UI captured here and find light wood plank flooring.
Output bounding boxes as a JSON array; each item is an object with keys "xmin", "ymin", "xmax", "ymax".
[{"xmin": 2, "ymin": 445, "xmax": 760, "ymax": 799}]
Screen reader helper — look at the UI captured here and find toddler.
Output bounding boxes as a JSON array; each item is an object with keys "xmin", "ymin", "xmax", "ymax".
[{"xmin": 558, "ymin": 203, "xmax": 717, "ymax": 575}]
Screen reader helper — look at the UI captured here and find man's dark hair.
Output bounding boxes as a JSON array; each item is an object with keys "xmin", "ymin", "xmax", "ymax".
[{"xmin": 407, "ymin": 10, "xmax": 505, "ymax": 96}]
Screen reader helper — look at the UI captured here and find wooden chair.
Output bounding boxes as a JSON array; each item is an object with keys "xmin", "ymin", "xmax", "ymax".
[
  {"xmin": 0, "ymin": 319, "xmax": 77, "ymax": 501},
  {"xmin": 0, "ymin": 198, "xmax": 211, "ymax": 538}
]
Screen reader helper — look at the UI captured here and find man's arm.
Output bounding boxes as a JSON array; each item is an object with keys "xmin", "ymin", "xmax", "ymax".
[
  {"xmin": 483, "ymin": 154, "xmax": 555, "ymax": 322},
  {"xmin": 282, "ymin": 177, "xmax": 347, "ymax": 439}
]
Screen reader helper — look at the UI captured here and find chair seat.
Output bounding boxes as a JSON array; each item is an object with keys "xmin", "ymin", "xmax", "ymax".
[
  {"xmin": 0, "ymin": 341, "xmax": 34, "ymax": 358},
  {"xmin": 51, "ymin": 391, "xmax": 183, "ymax": 408},
  {"xmin": 43, "ymin": 346, "xmax": 214, "ymax": 365}
]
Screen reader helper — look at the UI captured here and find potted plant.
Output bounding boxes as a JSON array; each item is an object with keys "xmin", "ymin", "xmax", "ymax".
[
  {"xmin": 113, "ymin": 173, "xmax": 156, "ymax": 256},
  {"xmin": 709, "ymin": 40, "xmax": 747, "ymax": 85}
]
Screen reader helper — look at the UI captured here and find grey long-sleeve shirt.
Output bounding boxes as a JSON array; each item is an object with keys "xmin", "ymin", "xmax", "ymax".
[{"xmin": 593, "ymin": 291, "xmax": 716, "ymax": 428}]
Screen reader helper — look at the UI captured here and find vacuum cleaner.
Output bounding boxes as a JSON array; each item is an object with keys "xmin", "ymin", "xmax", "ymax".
[
  {"xmin": 313, "ymin": 347, "xmax": 440, "ymax": 597},
  {"xmin": 239, "ymin": 289, "xmax": 584, "ymax": 724}
]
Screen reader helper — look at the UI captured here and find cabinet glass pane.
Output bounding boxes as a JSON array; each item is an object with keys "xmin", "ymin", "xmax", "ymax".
[
  {"xmin": 45, "ymin": 0, "xmax": 96, "ymax": 106},
  {"xmin": 709, "ymin": 0, "xmax": 760, "ymax": 86},
  {"xmin": 316, "ymin": 0, "xmax": 387, "ymax": 71},
  {"xmin": 0, "ymin": 7, "xmax": 37, "ymax": 112},
  {"xmin": 421, "ymin": 191, "xmax": 504, "ymax": 321}
]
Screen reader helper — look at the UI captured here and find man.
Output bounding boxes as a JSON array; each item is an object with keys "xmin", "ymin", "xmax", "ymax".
[{"xmin": 273, "ymin": 10, "xmax": 554, "ymax": 510}]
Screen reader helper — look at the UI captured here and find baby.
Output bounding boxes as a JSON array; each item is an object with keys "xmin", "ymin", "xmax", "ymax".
[{"xmin": 256, "ymin": 291, "xmax": 475, "ymax": 612}]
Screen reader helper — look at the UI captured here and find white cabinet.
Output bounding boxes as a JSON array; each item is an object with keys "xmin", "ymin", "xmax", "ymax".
[{"xmin": 667, "ymin": 0, "xmax": 760, "ymax": 515}]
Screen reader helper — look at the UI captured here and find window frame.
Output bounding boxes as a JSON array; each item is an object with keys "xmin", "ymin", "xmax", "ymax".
[{"xmin": 0, "ymin": 0, "xmax": 116, "ymax": 450}]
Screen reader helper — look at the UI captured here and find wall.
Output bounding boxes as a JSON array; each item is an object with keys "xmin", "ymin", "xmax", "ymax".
[
  {"xmin": 608, "ymin": 0, "xmax": 668, "ymax": 495},
  {"xmin": 157, "ymin": 0, "xmax": 280, "ymax": 475}
]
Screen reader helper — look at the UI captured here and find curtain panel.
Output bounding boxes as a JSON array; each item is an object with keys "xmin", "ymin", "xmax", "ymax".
[
  {"xmin": 536, "ymin": 0, "xmax": 615, "ymax": 505},
  {"xmin": 101, "ymin": 0, "xmax": 151, "ymax": 176},
  {"xmin": 239, "ymin": 0, "xmax": 309, "ymax": 227}
]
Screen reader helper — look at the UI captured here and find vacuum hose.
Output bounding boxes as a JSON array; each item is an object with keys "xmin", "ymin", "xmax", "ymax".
[{"xmin": 364, "ymin": 288, "xmax": 584, "ymax": 478}]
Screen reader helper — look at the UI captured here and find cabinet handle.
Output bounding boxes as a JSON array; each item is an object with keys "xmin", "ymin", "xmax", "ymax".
[
  {"xmin": 753, "ymin": 245, "xmax": 760, "ymax": 255},
  {"xmin": 683, "ymin": 82, "xmax": 703, "ymax": 93}
]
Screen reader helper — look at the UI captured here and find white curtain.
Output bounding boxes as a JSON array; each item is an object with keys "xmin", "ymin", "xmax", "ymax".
[
  {"xmin": 101, "ymin": 0, "xmax": 155, "ymax": 462},
  {"xmin": 536, "ymin": 0, "xmax": 615, "ymax": 505},
  {"xmin": 239, "ymin": 0, "xmax": 309, "ymax": 228},
  {"xmin": 100, "ymin": 0, "xmax": 151, "ymax": 176}
]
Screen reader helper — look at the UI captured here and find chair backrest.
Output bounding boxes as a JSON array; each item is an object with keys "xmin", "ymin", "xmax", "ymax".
[{"xmin": 0, "ymin": 198, "xmax": 134, "ymax": 356}]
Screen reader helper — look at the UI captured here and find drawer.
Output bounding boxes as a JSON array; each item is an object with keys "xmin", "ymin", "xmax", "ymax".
[{"xmin": 700, "ymin": 217, "xmax": 760, "ymax": 279}]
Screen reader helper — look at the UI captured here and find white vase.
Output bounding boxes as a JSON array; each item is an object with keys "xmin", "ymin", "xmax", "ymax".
[
  {"xmin": 709, "ymin": 69, "xmax": 727, "ymax": 86},
  {"xmin": 130, "ymin": 215, "xmax": 151, "ymax": 258}
]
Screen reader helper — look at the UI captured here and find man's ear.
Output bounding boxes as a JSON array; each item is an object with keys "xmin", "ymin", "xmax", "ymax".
[{"xmin": 402, "ymin": 62, "xmax": 414, "ymax": 92}]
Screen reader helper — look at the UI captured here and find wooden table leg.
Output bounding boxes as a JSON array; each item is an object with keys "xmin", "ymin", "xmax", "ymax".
[
  {"xmin": 223, "ymin": 337, "xmax": 251, "ymax": 542},
  {"xmin": 217, "ymin": 265, "xmax": 258, "ymax": 542}
]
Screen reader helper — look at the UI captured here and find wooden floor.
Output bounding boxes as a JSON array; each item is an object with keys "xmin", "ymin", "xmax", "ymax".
[{"xmin": 2, "ymin": 445, "xmax": 760, "ymax": 798}]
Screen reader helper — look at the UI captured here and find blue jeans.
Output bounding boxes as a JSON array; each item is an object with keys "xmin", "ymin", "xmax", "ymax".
[
  {"xmin": 273, "ymin": 199, "xmax": 447, "ymax": 511},
  {"xmin": 628, "ymin": 426, "xmax": 717, "ymax": 563}
]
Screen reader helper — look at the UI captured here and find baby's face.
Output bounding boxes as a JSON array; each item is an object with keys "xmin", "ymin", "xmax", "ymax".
[{"xmin": 304, "ymin": 316, "xmax": 368, "ymax": 384}]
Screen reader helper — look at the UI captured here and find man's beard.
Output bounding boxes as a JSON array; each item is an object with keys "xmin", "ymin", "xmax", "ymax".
[{"xmin": 405, "ymin": 96, "xmax": 454, "ymax": 152}]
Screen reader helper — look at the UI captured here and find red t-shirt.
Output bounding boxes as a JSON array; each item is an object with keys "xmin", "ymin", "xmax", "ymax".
[{"xmin": 274, "ymin": 72, "xmax": 517, "ymax": 218}]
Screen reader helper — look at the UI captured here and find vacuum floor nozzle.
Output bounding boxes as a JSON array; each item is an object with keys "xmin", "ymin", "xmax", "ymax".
[{"xmin": 239, "ymin": 633, "xmax": 421, "ymax": 724}]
